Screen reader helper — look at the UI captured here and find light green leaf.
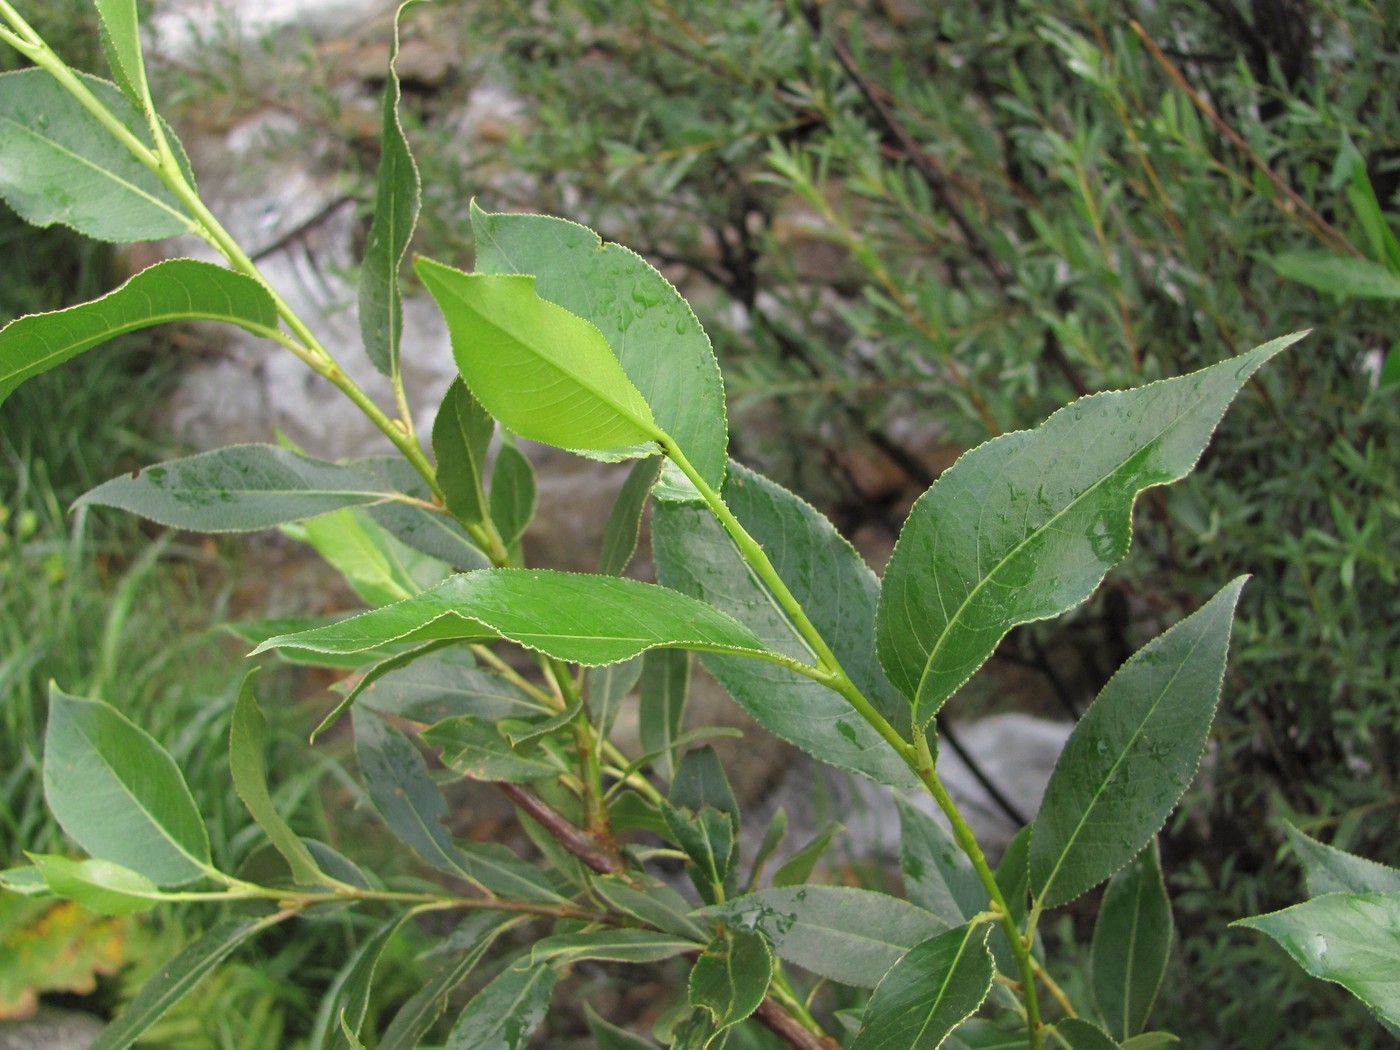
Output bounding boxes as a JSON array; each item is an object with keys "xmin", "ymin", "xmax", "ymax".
[
  {"xmin": 252, "ymin": 568, "xmax": 773, "ymax": 666},
  {"xmin": 28, "ymin": 854, "xmax": 161, "ymax": 915},
  {"xmin": 471, "ymin": 204, "xmax": 727, "ymax": 500},
  {"xmin": 772, "ymin": 821, "xmax": 845, "ymax": 888},
  {"xmin": 432, "ymin": 378, "xmax": 494, "ymax": 527},
  {"xmin": 1235, "ymin": 893, "xmax": 1400, "ymax": 1027},
  {"xmin": 95, "ymin": 0, "xmax": 151, "ymax": 109},
  {"xmin": 592, "ymin": 873, "xmax": 709, "ymax": 941},
  {"xmin": 689, "ymin": 928, "xmax": 773, "ymax": 1038},
  {"xmin": 1046, "ymin": 1018, "xmax": 1121, "ymax": 1049},
  {"xmin": 529, "ymin": 929, "xmax": 700, "ymax": 967},
  {"xmin": 229, "ymin": 671, "xmax": 323, "ymax": 884},
  {"xmin": 640, "ymin": 647, "xmax": 690, "ymax": 781},
  {"xmin": 445, "ymin": 957, "xmax": 558, "ymax": 1050},
  {"xmin": 654, "ymin": 462, "xmax": 917, "ymax": 788},
  {"xmin": 0, "ymin": 70, "xmax": 194, "ymax": 241},
  {"xmin": 850, "ymin": 923, "xmax": 995, "ymax": 1050},
  {"xmin": 896, "ymin": 795, "xmax": 987, "ymax": 925},
  {"xmin": 1268, "ymin": 252, "xmax": 1400, "ymax": 300},
  {"xmin": 1091, "ymin": 843, "xmax": 1172, "ymax": 1040},
  {"xmin": 1031, "ymin": 578, "xmax": 1246, "ymax": 908},
  {"xmin": 877, "ymin": 335, "xmax": 1298, "ymax": 725},
  {"xmin": 415, "ymin": 258, "xmax": 664, "ymax": 452},
  {"xmin": 0, "ymin": 259, "xmax": 277, "ymax": 407},
  {"xmin": 1285, "ymin": 823, "xmax": 1400, "ymax": 897},
  {"xmin": 422, "ymin": 714, "xmax": 561, "ymax": 782},
  {"xmin": 296, "ymin": 506, "xmax": 451, "ymax": 606},
  {"xmin": 76, "ymin": 444, "xmax": 403, "ymax": 532},
  {"xmin": 357, "ymin": 0, "xmax": 422, "ymax": 376},
  {"xmin": 0, "ymin": 865, "xmax": 50, "ymax": 896},
  {"xmin": 44, "ymin": 687, "xmax": 210, "ymax": 886},
  {"xmin": 703, "ymin": 886, "xmax": 946, "ymax": 988},
  {"xmin": 489, "ymin": 442, "xmax": 537, "ymax": 547}
]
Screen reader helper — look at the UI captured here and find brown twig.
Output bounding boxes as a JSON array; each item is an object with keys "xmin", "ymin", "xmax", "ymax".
[
  {"xmin": 754, "ymin": 998, "xmax": 842, "ymax": 1050},
  {"xmin": 495, "ymin": 781, "xmax": 623, "ymax": 874}
]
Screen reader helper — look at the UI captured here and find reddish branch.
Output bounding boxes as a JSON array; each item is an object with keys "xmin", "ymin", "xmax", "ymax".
[
  {"xmin": 494, "ymin": 781, "xmax": 623, "ymax": 874},
  {"xmin": 754, "ymin": 999, "xmax": 842, "ymax": 1050}
]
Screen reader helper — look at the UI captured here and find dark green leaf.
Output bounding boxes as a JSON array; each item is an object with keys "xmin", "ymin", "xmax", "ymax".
[
  {"xmin": 444, "ymin": 957, "xmax": 558, "ymax": 1050},
  {"xmin": 896, "ymin": 795, "xmax": 986, "ymax": 924},
  {"xmin": 654, "ymin": 463, "xmax": 917, "ymax": 788},
  {"xmin": 0, "ymin": 259, "xmax": 277, "ymax": 407},
  {"xmin": 223, "ymin": 614, "xmax": 404, "ymax": 669},
  {"xmin": 1268, "ymin": 252, "xmax": 1400, "ymax": 300},
  {"xmin": 470, "ymin": 204, "xmax": 727, "ymax": 500},
  {"xmin": 44, "ymin": 687, "xmax": 210, "ymax": 886},
  {"xmin": 672, "ymin": 746, "xmax": 740, "ymax": 838},
  {"xmin": 312, "ymin": 640, "xmax": 457, "ymax": 742},
  {"xmin": 433, "ymin": 378, "xmax": 494, "ymax": 526},
  {"xmin": 1119, "ymin": 1033, "xmax": 1180, "ymax": 1049},
  {"xmin": 748, "ymin": 808, "xmax": 789, "ymax": 889},
  {"xmin": 1091, "ymin": 843, "xmax": 1172, "ymax": 1040},
  {"xmin": 877, "ymin": 336, "xmax": 1298, "ymax": 725},
  {"xmin": 600, "ymin": 458, "xmax": 660, "ymax": 574},
  {"xmin": 1343, "ymin": 148, "xmax": 1400, "ymax": 273},
  {"xmin": 689, "ymin": 928, "xmax": 773, "ymax": 1036},
  {"xmin": 954, "ymin": 1019, "xmax": 1036, "ymax": 1048},
  {"xmin": 453, "ymin": 840, "xmax": 568, "ymax": 906},
  {"xmin": 704, "ymin": 886, "xmax": 945, "ymax": 988},
  {"xmin": 489, "ymin": 442, "xmax": 537, "ymax": 546},
  {"xmin": 422, "ymin": 714, "xmax": 561, "ymax": 782},
  {"xmin": 28, "ymin": 854, "xmax": 161, "ymax": 915},
  {"xmin": 664, "ymin": 802, "xmax": 736, "ymax": 905},
  {"xmin": 529, "ymin": 928, "xmax": 700, "ymax": 966},
  {"xmin": 586, "ymin": 656, "xmax": 642, "ymax": 737},
  {"xmin": 1284, "ymin": 823, "xmax": 1400, "ymax": 897},
  {"xmin": 356, "ymin": 650, "xmax": 549, "ymax": 724},
  {"xmin": 850, "ymin": 923, "xmax": 995, "ymax": 1050},
  {"xmin": 1031, "ymin": 578, "xmax": 1246, "ymax": 908},
  {"xmin": 772, "ymin": 821, "xmax": 844, "ymax": 888},
  {"xmin": 1047, "ymin": 1018, "xmax": 1121, "ymax": 1049},
  {"xmin": 77, "ymin": 445, "xmax": 403, "ymax": 532},
  {"xmin": 327, "ymin": 915, "xmax": 408, "ymax": 1049},
  {"xmin": 361, "ymin": 452, "xmax": 490, "ymax": 570},
  {"xmin": 585, "ymin": 1005, "xmax": 661, "ymax": 1050},
  {"xmin": 592, "ymin": 873, "xmax": 709, "ymax": 941},
  {"xmin": 641, "ymin": 648, "xmax": 691, "ymax": 781}
]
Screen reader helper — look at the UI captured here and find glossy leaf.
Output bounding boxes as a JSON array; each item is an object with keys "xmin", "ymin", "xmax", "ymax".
[
  {"xmin": 294, "ymin": 507, "xmax": 451, "ymax": 606},
  {"xmin": 850, "ymin": 923, "xmax": 995, "ymax": 1050},
  {"xmin": 704, "ymin": 886, "xmax": 945, "ymax": 988},
  {"xmin": 422, "ymin": 715, "xmax": 561, "ymax": 782},
  {"xmin": 1285, "ymin": 823, "xmax": 1400, "ymax": 897},
  {"xmin": 253, "ymin": 569, "xmax": 773, "ymax": 666},
  {"xmin": 529, "ymin": 928, "xmax": 699, "ymax": 966},
  {"xmin": 433, "ymin": 378, "xmax": 494, "ymax": 526},
  {"xmin": 0, "ymin": 70, "xmax": 194, "ymax": 242},
  {"xmin": 1235, "ymin": 892, "xmax": 1400, "ymax": 1026},
  {"xmin": 44, "ymin": 687, "xmax": 210, "ymax": 886},
  {"xmin": 877, "ymin": 335, "xmax": 1298, "ymax": 725},
  {"xmin": 654, "ymin": 462, "xmax": 917, "ymax": 788},
  {"xmin": 1091, "ymin": 843, "xmax": 1172, "ymax": 1040},
  {"xmin": 444, "ymin": 957, "xmax": 558, "ymax": 1050},
  {"xmin": 357, "ymin": 0, "xmax": 421, "ymax": 376},
  {"xmin": 640, "ymin": 647, "xmax": 690, "ymax": 781},
  {"xmin": 1031, "ymin": 578, "xmax": 1246, "ymax": 908},
  {"xmin": 416, "ymin": 257, "xmax": 664, "ymax": 452},
  {"xmin": 1047, "ymin": 1019, "xmax": 1121, "ymax": 1049},
  {"xmin": 471, "ymin": 204, "xmax": 727, "ymax": 499},
  {"xmin": 600, "ymin": 457, "xmax": 660, "ymax": 574},
  {"xmin": 489, "ymin": 442, "xmax": 537, "ymax": 547},
  {"xmin": 28, "ymin": 855, "xmax": 161, "ymax": 915},
  {"xmin": 95, "ymin": 0, "xmax": 151, "ymax": 108},
  {"xmin": 897, "ymin": 795, "xmax": 987, "ymax": 925},
  {"xmin": 689, "ymin": 928, "xmax": 773, "ymax": 1036},
  {"xmin": 592, "ymin": 873, "xmax": 709, "ymax": 941},
  {"xmin": 772, "ymin": 821, "xmax": 844, "ymax": 888},
  {"xmin": 0, "ymin": 259, "xmax": 277, "ymax": 408},
  {"xmin": 1268, "ymin": 252, "xmax": 1400, "ymax": 300},
  {"xmin": 77, "ymin": 445, "xmax": 403, "ymax": 532},
  {"xmin": 229, "ymin": 672, "xmax": 322, "ymax": 884}
]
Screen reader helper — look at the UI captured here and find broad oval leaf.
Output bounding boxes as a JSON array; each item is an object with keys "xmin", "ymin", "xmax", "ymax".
[
  {"xmin": 702, "ymin": 886, "xmax": 946, "ymax": 988},
  {"xmin": 252, "ymin": 568, "xmax": 774, "ymax": 667},
  {"xmin": 850, "ymin": 923, "xmax": 995, "ymax": 1050},
  {"xmin": 0, "ymin": 258, "xmax": 277, "ymax": 407},
  {"xmin": 689, "ymin": 928, "xmax": 773, "ymax": 1034},
  {"xmin": 415, "ymin": 258, "xmax": 664, "ymax": 452},
  {"xmin": 445, "ymin": 957, "xmax": 558, "ymax": 1050},
  {"xmin": 28, "ymin": 854, "xmax": 162, "ymax": 915},
  {"xmin": 471, "ymin": 204, "xmax": 728, "ymax": 499},
  {"xmin": 44, "ymin": 687, "xmax": 210, "ymax": 887},
  {"xmin": 1284, "ymin": 823, "xmax": 1400, "ymax": 897},
  {"xmin": 76, "ymin": 444, "xmax": 404, "ymax": 532},
  {"xmin": 0, "ymin": 70, "xmax": 194, "ymax": 241},
  {"xmin": 1091, "ymin": 843, "xmax": 1172, "ymax": 1040},
  {"xmin": 877, "ymin": 334, "xmax": 1300, "ymax": 725},
  {"xmin": 1030, "ymin": 577, "xmax": 1247, "ymax": 909}
]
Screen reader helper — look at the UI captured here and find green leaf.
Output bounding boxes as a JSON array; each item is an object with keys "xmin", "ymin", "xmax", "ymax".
[
  {"xmin": 0, "ymin": 70, "xmax": 194, "ymax": 242},
  {"xmin": 453, "ymin": 840, "xmax": 568, "ymax": 906},
  {"xmin": 896, "ymin": 795, "xmax": 987, "ymax": 925},
  {"xmin": 252, "ymin": 568, "xmax": 774, "ymax": 666},
  {"xmin": 76, "ymin": 445, "xmax": 403, "ymax": 532},
  {"xmin": 640, "ymin": 648, "xmax": 691, "ymax": 781},
  {"xmin": 748, "ymin": 808, "xmax": 789, "ymax": 889},
  {"xmin": 850, "ymin": 923, "xmax": 995, "ymax": 1050},
  {"xmin": 359, "ymin": 455, "xmax": 491, "ymax": 570},
  {"xmin": 1284, "ymin": 823, "xmax": 1400, "ymax": 897},
  {"xmin": 1235, "ymin": 892, "xmax": 1400, "ymax": 1027},
  {"xmin": 877, "ymin": 335, "xmax": 1298, "ymax": 725},
  {"xmin": 586, "ymin": 656, "xmax": 642, "ymax": 737},
  {"xmin": 444, "ymin": 957, "xmax": 558, "ymax": 1050},
  {"xmin": 295, "ymin": 506, "xmax": 451, "ymax": 606},
  {"xmin": 355, "ymin": 650, "xmax": 549, "ymax": 724},
  {"xmin": 223, "ymin": 614, "xmax": 405, "ymax": 669},
  {"xmin": 229, "ymin": 671, "xmax": 323, "ymax": 884},
  {"xmin": 600, "ymin": 457, "xmax": 660, "ymax": 574},
  {"xmin": 415, "ymin": 258, "xmax": 664, "ymax": 452},
  {"xmin": 1030, "ymin": 577, "xmax": 1246, "ymax": 908},
  {"xmin": 1343, "ymin": 147, "xmax": 1400, "ymax": 274},
  {"xmin": 0, "ymin": 258, "xmax": 277, "ymax": 407},
  {"xmin": 357, "ymin": 0, "xmax": 422, "ymax": 376},
  {"xmin": 772, "ymin": 821, "xmax": 845, "ymax": 888},
  {"xmin": 672, "ymin": 747, "xmax": 740, "ymax": 837},
  {"xmin": 326, "ymin": 915, "xmax": 408, "ymax": 1050},
  {"xmin": 1119, "ymin": 1033, "xmax": 1180, "ymax": 1049},
  {"xmin": 1268, "ymin": 252, "xmax": 1400, "ymax": 300},
  {"xmin": 592, "ymin": 873, "xmax": 709, "ymax": 941},
  {"xmin": 432, "ymin": 378, "xmax": 494, "ymax": 526},
  {"xmin": 422, "ymin": 715, "xmax": 561, "ymax": 782},
  {"xmin": 704, "ymin": 886, "xmax": 946, "ymax": 988},
  {"xmin": 470, "ymin": 204, "xmax": 728, "ymax": 500},
  {"xmin": 28, "ymin": 854, "xmax": 161, "ymax": 915},
  {"xmin": 311, "ymin": 640, "xmax": 457, "ymax": 742},
  {"xmin": 1091, "ymin": 843, "xmax": 1172, "ymax": 1040},
  {"xmin": 44, "ymin": 687, "xmax": 210, "ymax": 886},
  {"xmin": 654, "ymin": 462, "xmax": 917, "ymax": 788},
  {"xmin": 489, "ymin": 442, "xmax": 537, "ymax": 547},
  {"xmin": 94, "ymin": 0, "xmax": 151, "ymax": 109},
  {"xmin": 1046, "ymin": 1018, "xmax": 1121, "ymax": 1049},
  {"xmin": 665, "ymin": 802, "xmax": 737, "ymax": 905},
  {"xmin": 90, "ymin": 916, "xmax": 276, "ymax": 1050},
  {"xmin": 585, "ymin": 1004, "xmax": 662, "ymax": 1050},
  {"xmin": 529, "ymin": 928, "xmax": 700, "ymax": 967},
  {"xmin": 689, "ymin": 928, "xmax": 773, "ymax": 1038}
]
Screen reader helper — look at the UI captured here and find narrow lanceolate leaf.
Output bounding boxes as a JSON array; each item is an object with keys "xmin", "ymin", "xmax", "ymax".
[
  {"xmin": 355, "ymin": 649, "xmax": 549, "ymax": 724},
  {"xmin": 1235, "ymin": 893, "xmax": 1400, "ymax": 1027},
  {"xmin": 416, "ymin": 258, "xmax": 664, "ymax": 452},
  {"xmin": 0, "ymin": 259, "xmax": 277, "ymax": 407},
  {"xmin": 1268, "ymin": 252, "xmax": 1400, "ymax": 300},
  {"xmin": 601, "ymin": 458, "xmax": 661, "ymax": 574},
  {"xmin": 489, "ymin": 442, "xmax": 537, "ymax": 546},
  {"xmin": 357, "ymin": 0, "xmax": 422, "ymax": 376},
  {"xmin": 877, "ymin": 334, "xmax": 1299, "ymax": 726},
  {"xmin": 654, "ymin": 462, "xmax": 918, "ymax": 788},
  {"xmin": 689, "ymin": 928, "xmax": 773, "ymax": 1036},
  {"xmin": 90, "ymin": 916, "xmax": 277, "ymax": 1050},
  {"xmin": 1285, "ymin": 823, "xmax": 1400, "ymax": 897},
  {"xmin": 253, "ymin": 569, "xmax": 774, "ymax": 667},
  {"xmin": 327, "ymin": 916, "xmax": 409, "ymax": 1049},
  {"xmin": 1030, "ymin": 578, "xmax": 1247, "ymax": 909},
  {"xmin": 528, "ymin": 929, "xmax": 700, "ymax": 967},
  {"xmin": 44, "ymin": 687, "xmax": 210, "ymax": 887},
  {"xmin": 850, "ymin": 923, "xmax": 995, "ymax": 1050},
  {"xmin": 471, "ymin": 204, "xmax": 728, "ymax": 499},
  {"xmin": 1046, "ymin": 1019, "xmax": 1121, "ymax": 1049},
  {"xmin": 0, "ymin": 70, "xmax": 194, "ymax": 242},
  {"xmin": 28, "ymin": 855, "xmax": 162, "ymax": 915},
  {"xmin": 432, "ymin": 378, "xmax": 494, "ymax": 526},
  {"xmin": 95, "ymin": 0, "xmax": 152, "ymax": 108},
  {"xmin": 896, "ymin": 795, "xmax": 987, "ymax": 925},
  {"xmin": 422, "ymin": 715, "xmax": 561, "ymax": 782},
  {"xmin": 1091, "ymin": 843, "xmax": 1172, "ymax": 1040},
  {"xmin": 445, "ymin": 957, "xmax": 558, "ymax": 1050},
  {"xmin": 640, "ymin": 647, "xmax": 690, "ymax": 781},
  {"xmin": 592, "ymin": 873, "xmax": 708, "ymax": 941},
  {"xmin": 704, "ymin": 886, "xmax": 946, "ymax": 988},
  {"xmin": 772, "ymin": 821, "xmax": 845, "ymax": 888},
  {"xmin": 76, "ymin": 445, "xmax": 403, "ymax": 532},
  {"xmin": 358, "ymin": 453, "xmax": 491, "ymax": 570},
  {"xmin": 229, "ymin": 672, "xmax": 323, "ymax": 884}
]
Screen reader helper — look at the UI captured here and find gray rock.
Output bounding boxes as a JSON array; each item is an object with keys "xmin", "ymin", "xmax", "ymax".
[{"xmin": 0, "ymin": 1007, "xmax": 105, "ymax": 1050}]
